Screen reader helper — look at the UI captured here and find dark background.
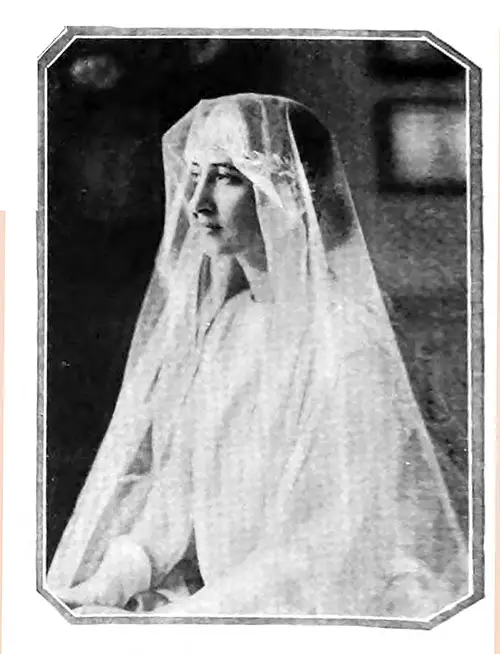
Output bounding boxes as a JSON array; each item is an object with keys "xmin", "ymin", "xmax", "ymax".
[{"xmin": 46, "ymin": 38, "xmax": 468, "ymax": 566}]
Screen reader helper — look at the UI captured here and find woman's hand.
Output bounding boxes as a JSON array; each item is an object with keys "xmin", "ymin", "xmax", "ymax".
[
  {"xmin": 55, "ymin": 576, "xmax": 111, "ymax": 609},
  {"xmin": 55, "ymin": 536, "xmax": 153, "ymax": 610}
]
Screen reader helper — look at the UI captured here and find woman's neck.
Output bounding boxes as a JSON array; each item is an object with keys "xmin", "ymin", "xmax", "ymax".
[
  {"xmin": 235, "ymin": 251, "xmax": 272, "ymax": 303},
  {"xmin": 205, "ymin": 244, "xmax": 272, "ymax": 305}
]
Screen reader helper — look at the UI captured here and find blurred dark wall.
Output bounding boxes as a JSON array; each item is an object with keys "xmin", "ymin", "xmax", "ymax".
[
  {"xmin": 277, "ymin": 40, "xmax": 467, "ymax": 296},
  {"xmin": 46, "ymin": 39, "xmax": 469, "ymax": 565}
]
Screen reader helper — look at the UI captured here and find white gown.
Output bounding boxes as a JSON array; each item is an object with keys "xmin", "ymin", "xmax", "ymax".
[{"xmin": 83, "ymin": 288, "xmax": 458, "ymax": 617}]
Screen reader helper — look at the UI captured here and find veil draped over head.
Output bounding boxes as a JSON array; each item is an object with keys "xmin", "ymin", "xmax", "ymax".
[{"xmin": 48, "ymin": 93, "xmax": 468, "ymax": 619}]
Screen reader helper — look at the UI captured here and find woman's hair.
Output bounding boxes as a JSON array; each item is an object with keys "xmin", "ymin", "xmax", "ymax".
[{"xmin": 288, "ymin": 104, "xmax": 354, "ymax": 248}]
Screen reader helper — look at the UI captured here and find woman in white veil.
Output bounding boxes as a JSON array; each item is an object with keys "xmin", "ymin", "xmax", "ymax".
[{"xmin": 47, "ymin": 93, "xmax": 468, "ymax": 619}]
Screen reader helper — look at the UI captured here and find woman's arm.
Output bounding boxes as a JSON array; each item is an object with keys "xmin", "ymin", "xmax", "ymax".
[{"xmin": 55, "ymin": 433, "xmax": 193, "ymax": 609}]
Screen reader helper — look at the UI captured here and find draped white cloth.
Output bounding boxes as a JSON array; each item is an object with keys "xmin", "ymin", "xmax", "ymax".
[{"xmin": 47, "ymin": 93, "xmax": 469, "ymax": 619}]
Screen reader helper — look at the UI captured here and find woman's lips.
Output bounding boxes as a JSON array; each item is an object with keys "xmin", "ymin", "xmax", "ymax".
[{"xmin": 199, "ymin": 223, "xmax": 222, "ymax": 233}]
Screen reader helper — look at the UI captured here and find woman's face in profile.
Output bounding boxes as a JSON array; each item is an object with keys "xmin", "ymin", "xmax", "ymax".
[{"xmin": 187, "ymin": 156, "xmax": 262, "ymax": 258}]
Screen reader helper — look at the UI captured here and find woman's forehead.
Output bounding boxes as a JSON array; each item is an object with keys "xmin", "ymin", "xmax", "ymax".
[
  {"xmin": 190, "ymin": 155, "xmax": 234, "ymax": 168},
  {"xmin": 185, "ymin": 101, "xmax": 256, "ymax": 163}
]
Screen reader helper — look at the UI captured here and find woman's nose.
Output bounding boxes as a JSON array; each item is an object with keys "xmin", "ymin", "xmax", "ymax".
[{"xmin": 191, "ymin": 174, "xmax": 215, "ymax": 216}]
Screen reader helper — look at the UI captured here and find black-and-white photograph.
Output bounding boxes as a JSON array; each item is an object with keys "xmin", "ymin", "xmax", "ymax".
[{"xmin": 37, "ymin": 29, "xmax": 483, "ymax": 627}]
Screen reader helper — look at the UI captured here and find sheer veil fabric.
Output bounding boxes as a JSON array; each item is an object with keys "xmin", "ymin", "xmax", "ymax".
[{"xmin": 47, "ymin": 93, "xmax": 469, "ymax": 619}]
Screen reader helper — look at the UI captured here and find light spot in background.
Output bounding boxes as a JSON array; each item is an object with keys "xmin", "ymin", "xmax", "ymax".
[
  {"xmin": 70, "ymin": 54, "xmax": 123, "ymax": 89},
  {"xmin": 391, "ymin": 107, "xmax": 466, "ymax": 184},
  {"xmin": 187, "ymin": 39, "xmax": 227, "ymax": 66},
  {"xmin": 387, "ymin": 41, "xmax": 429, "ymax": 62},
  {"xmin": 385, "ymin": 41, "xmax": 445, "ymax": 64}
]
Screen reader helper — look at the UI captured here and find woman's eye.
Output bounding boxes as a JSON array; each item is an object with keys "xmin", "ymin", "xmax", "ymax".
[{"xmin": 216, "ymin": 170, "xmax": 243, "ymax": 184}]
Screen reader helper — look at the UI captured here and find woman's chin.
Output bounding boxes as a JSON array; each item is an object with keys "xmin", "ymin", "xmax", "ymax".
[{"xmin": 200, "ymin": 236, "xmax": 234, "ymax": 258}]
